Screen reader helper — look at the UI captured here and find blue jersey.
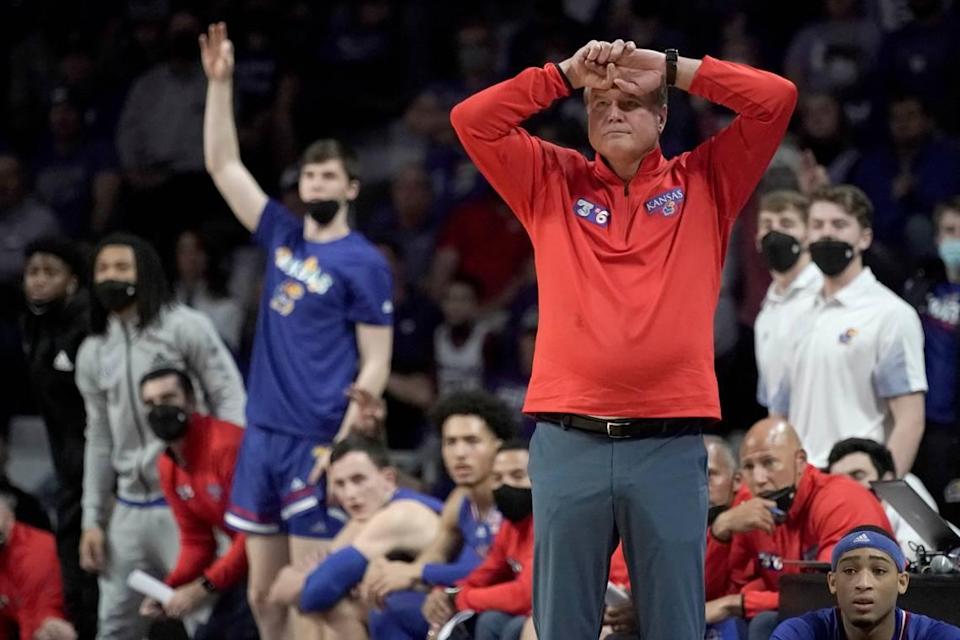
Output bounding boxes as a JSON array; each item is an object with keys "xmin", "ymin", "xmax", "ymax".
[
  {"xmin": 772, "ymin": 607, "xmax": 960, "ymax": 640},
  {"xmin": 390, "ymin": 487, "xmax": 444, "ymax": 513},
  {"xmin": 422, "ymin": 494, "xmax": 502, "ymax": 585},
  {"xmin": 921, "ymin": 283, "xmax": 960, "ymax": 424},
  {"xmin": 247, "ymin": 200, "xmax": 393, "ymax": 438}
]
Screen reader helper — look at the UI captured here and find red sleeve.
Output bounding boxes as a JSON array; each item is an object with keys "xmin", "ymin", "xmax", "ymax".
[
  {"xmin": 455, "ymin": 529, "xmax": 533, "ymax": 616},
  {"xmin": 450, "ymin": 64, "xmax": 570, "ymax": 229},
  {"xmin": 203, "ymin": 442, "xmax": 247, "ymax": 590},
  {"xmin": 159, "ymin": 461, "xmax": 217, "ymax": 588},
  {"xmin": 687, "ymin": 56, "xmax": 798, "ymax": 221},
  {"xmin": 742, "ymin": 582, "xmax": 780, "ymax": 619},
  {"xmin": 458, "ymin": 524, "xmax": 512, "ymax": 589},
  {"xmin": 812, "ymin": 480, "xmax": 893, "ymax": 563},
  {"xmin": 14, "ymin": 524, "xmax": 65, "ymax": 638},
  {"xmin": 705, "ymin": 531, "xmax": 732, "ymax": 601}
]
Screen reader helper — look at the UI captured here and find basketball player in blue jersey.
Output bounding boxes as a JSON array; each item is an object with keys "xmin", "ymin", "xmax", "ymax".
[
  {"xmin": 267, "ymin": 434, "xmax": 442, "ymax": 639},
  {"xmin": 361, "ymin": 390, "xmax": 518, "ymax": 639},
  {"xmin": 772, "ymin": 526, "xmax": 960, "ymax": 640},
  {"xmin": 200, "ymin": 22, "xmax": 393, "ymax": 640}
]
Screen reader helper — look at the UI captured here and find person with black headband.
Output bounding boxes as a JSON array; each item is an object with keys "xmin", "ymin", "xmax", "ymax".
[
  {"xmin": 705, "ymin": 418, "xmax": 892, "ymax": 639},
  {"xmin": 770, "ymin": 185, "xmax": 927, "ymax": 476},
  {"xmin": 76, "ymin": 233, "xmax": 246, "ymax": 640},
  {"xmin": 20, "ymin": 236, "xmax": 98, "ymax": 639},
  {"xmin": 772, "ymin": 526, "xmax": 960, "ymax": 639},
  {"xmin": 200, "ymin": 22, "xmax": 393, "ymax": 640},
  {"xmin": 135, "ymin": 367, "xmax": 256, "ymax": 639},
  {"xmin": 753, "ymin": 190, "xmax": 822, "ymax": 410}
]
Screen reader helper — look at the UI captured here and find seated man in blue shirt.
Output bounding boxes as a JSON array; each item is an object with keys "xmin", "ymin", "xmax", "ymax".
[{"xmin": 772, "ymin": 526, "xmax": 960, "ymax": 639}]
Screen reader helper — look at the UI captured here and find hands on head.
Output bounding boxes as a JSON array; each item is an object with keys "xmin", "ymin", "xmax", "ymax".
[{"xmin": 560, "ymin": 40, "xmax": 666, "ymax": 97}]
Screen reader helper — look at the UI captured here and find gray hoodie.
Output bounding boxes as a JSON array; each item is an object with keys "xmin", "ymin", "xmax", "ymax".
[{"xmin": 76, "ymin": 304, "xmax": 246, "ymax": 530}]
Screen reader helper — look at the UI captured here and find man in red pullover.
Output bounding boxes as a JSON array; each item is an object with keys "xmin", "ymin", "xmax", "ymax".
[
  {"xmin": 705, "ymin": 418, "xmax": 892, "ymax": 638},
  {"xmin": 451, "ymin": 38, "xmax": 797, "ymax": 639},
  {"xmin": 0, "ymin": 496, "xmax": 76, "ymax": 640},
  {"xmin": 135, "ymin": 368, "xmax": 256, "ymax": 638}
]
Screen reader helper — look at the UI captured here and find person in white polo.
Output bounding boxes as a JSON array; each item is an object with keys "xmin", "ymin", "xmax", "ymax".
[
  {"xmin": 754, "ymin": 189, "xmax": 823, "ymax": 409},
  {"xmin": 771, "ymin": 185, "xmax": 927, "ymax": 475}
]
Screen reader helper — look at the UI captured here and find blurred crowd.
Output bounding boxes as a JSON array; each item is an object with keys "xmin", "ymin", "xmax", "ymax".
[{"xmin": 1, "ymin": 0, "xmax": 960, "ymax": 639}]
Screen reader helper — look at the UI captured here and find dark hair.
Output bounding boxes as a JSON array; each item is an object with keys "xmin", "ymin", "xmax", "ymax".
[
  {"xmin": 827, "ymin": 437, "xmax": 895, "ymax": 478},
  {"xmin": 24, "ymin": 236, "xmax": 88, "ymax": 284},
  {"xmin": 301, "ymin": 139, "xmax": 360, "ymax": 182},
  {"xmin": 758, "ymin": 190, "xmax": 811, "ymax": 224},
  {"xmin": 429, "ymin": 390, "xmax": 517, "ymax": 441},
  {"xmin": 498, "ymin": 438, "xmax": 529, "ymax": 453},
  {"xmin": 810, "ymin": 184, "xmax": 874, "ymax": 229},
  {"xmin": 139, "ymin": 367, "xmax": 195, "ymax": 401},
  {"xmin": 330, "ymin": 433, "xmax": 391, "ymax": 469},
  {"xmin": 176, "ymin": 228, "xmax": 230, "ymax": 298},
  {"xmin": 90, "ymin": 233, "xmax": 171, "ymax": 334},
  {"xmin": 843, "ymin": 524, "xmax": 899, "ymax": 545}
]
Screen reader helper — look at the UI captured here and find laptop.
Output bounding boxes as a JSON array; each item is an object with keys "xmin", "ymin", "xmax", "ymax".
[{"xmin": 871, "ymin": 479, "xmax": 960, "ymax": 552}]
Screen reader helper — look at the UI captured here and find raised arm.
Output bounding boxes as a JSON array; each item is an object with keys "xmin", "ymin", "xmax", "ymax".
[{"xmin": 200, "ymin": 22, "xmax": 267, "ymax": 231}]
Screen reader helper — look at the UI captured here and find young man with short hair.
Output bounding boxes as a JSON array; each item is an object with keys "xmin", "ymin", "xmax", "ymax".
[
  {"xmin": 200, "ymin": 23, "xmax": 394, "ymax": 640},
  {"xmin": 771, "ymin": 526, "xmax": 960, "ymax": 639},
  {"xmin": 772, "ymin": 185, "xmax": 927, "ymax": 475}
]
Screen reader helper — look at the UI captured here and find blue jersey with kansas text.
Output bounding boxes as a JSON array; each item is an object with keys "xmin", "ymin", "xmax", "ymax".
[
  {"xmin": 247, "ymin": 199, "xmax": 393, "ymax": 439},
  {"xmin": 772, "ymin": 607, "xmax": 960, "ymax": 640}
]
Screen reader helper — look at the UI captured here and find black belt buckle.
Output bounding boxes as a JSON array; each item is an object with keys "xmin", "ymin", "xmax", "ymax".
[{"xmin": 605, "ymin": 421, "xmax": 632, "ymax": 439}]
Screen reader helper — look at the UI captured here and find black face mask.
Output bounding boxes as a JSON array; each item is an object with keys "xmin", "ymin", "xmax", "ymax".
[
  {"xmin": 94, "ymin": 280, "xmax": 137, "ymax": 312},
  {"xmin": 759, "ymin": 485, "xmax": 797, "ymax": 523},
  {"xmin": 809, "ymin": 239, "xmax": 855, "ymax": 277},
  {"xmin": 305, "ymin": 200, "xmax": 341, "ymax": 226},
  {"xmin": 493, "ymin": 484, "xmax": 533, "ymax": 523},
  {"xmin": 147, "ymin": 405, "xmax": 189, "ymax": 442},
  {"xmin": 760, "ymin": 231, "xmax": 802, "ymax": 274},
  {"xmin": 707, "ymin": 504, "xmax": 728, "ymax": 526},
  {"xmin": 26, "ymin": 296, "xmax": 64, "ymax": 317}
]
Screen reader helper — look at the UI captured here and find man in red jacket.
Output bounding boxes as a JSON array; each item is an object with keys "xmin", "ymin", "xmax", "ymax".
[
  {"xmin": 451, "ymin": 37, "xmax": 797, "ymax": 639},
  {"xmin": 135, "ymin": 368, "xmax": 256, "ymax": 639},
  {"xmin": 705, "ymin": 418, "xmax": 892, "ymax": 638},
  {"xmin": 0, "ymin": 496, "xmax": 76, "ymax": 640}
]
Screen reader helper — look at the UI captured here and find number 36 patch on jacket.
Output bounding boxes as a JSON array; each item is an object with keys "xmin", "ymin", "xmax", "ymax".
[{"xmin": 573, "ymin": 198, "xmax": 610, "ymax": 227}]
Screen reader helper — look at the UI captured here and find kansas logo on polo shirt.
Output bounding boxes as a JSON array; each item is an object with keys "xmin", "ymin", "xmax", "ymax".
[
  {"xmin": 839, "ymin": 328, "xmax": 858, "ymax": 344},
  {"xmin": 573, "ymin": 198, "xmax": 610, "ymax": 228},
  {"xmin": 645, "ymin": 187, "xmax": 685, "ymax": 217}
]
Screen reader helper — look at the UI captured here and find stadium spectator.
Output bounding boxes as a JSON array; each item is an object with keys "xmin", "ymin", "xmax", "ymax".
[
  {"xmin": 20, "ymin": 237, "xmax": 97, "ymax": 638},
  {"xmin": 0, "ymin": 495, "xmax": 77, "ymax": 640},
  {"xmin": 794, "ymin": 92, "xmax": 860, "ymax": 185},
  {"xmin": 705, "ymin": 418, "xmax": 891, "ymax": 638},
  {"xmin": 434, "ymin": 275, "xmax": 498, "ymax": 396},
  {"xmin": 771, "ymin": 526, "xmax": 960, "ymax": 639},
  {"xmin": 753, "ymin": 190, "xmax": 822, "ymax": 409},
  {"xmin": 772, "ymin": 185, "xmax": 927, "ymax": 474},
  {"xmin": 76, "ymin": 233, "xmax": 246, "ymax": 640},
  {"xmin": 136, "ymin": 368, "xmax": 257, "ymax": 639},
  {"xmin": 903, "ymin": 197, "xmax": 960, "ymax": 523}
]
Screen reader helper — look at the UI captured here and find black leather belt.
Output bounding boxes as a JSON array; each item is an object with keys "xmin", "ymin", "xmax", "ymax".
[{"xmin": 537, "ymin": 413, "xmax": 710, "ymax": 439}]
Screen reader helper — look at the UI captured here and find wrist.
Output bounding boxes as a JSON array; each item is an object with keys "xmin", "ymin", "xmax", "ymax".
[
  {"xmin": 711, "ymin": 514, "xmax": 732, "ymax": 542},
  {"xmin": 557, "ymin": 59, "xmax": 581, "ymax": 90},
  {"xmin": 198, "ymin": 575, "xmax": 218, "ymax": 594}
]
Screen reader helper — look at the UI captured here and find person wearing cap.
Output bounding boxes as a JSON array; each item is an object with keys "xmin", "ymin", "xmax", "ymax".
[
  {"xmin": 771, "ymin": 526, "xmax": 960, "ymax": 639},
  {"xmin": 20, "ymin": 236, "xmax": 98, "ymax": 639}
]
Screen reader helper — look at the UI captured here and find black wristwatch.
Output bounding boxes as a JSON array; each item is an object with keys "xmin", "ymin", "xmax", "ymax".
[
  {"xmin": 199, "ymin": 575, "xmax": 218, "ymax": 594},
  {"xmin": 664, "ymin": 48, "xmax": 679, "ymax": 87}
]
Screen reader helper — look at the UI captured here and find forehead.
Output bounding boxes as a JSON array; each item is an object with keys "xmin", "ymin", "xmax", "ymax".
[
  {"xmin": 830, "ymin": 451, "xmax": 875, "ymax": 473},
  {"xmin": 809, "ymin": 200, "xmax": 854, "ymax": 222},
  {"xmin": 331, "ymin": 451, "xmax": 378, "ymax": 478},
  {"xmin": 838, "ymin": 547, "xmax": 894, "ymax": 565},
  {"xmin": 494, "ymin": 449, "xmax": 528, "ymax": 470},
  {"xmin": 142, "ymin": 375, "xmax": 182, "ymax": 396},
  {"xmin": 26, "ymin": 252, "xmax": 70, "ymax": 270},
  {"xmin": 938, "ymin": 210, "xmax": 960, "ymax": 227},
  {"xmin": 301, "ymin": 159, "xmax": 348, "ymax": 177},
  {"xmin": 96, "ymin": 244, "xmax": 135, "ymax": 263},
  {"xmin": 759, "ymin": 207, "xmax": 803, "ymax": 222},
  {"xmin": 442, "ymin": 414, "xmax": 491, "ymax": 438}
]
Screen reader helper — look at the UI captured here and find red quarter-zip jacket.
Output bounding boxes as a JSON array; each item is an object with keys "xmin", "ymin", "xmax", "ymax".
[
  {"xmin": 0, "ymin": 522, "xmax": 65, "ymax": 640},
  {"xmin": 451, "ymin": 57, "xmax": 796, "ymax": 418},
  {"xmin": 159, "ymin": 414, "xmax": 247, "ymax": 590}
]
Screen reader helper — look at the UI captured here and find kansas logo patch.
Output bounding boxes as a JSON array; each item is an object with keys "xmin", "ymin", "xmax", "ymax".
[
  {"xmin": 645, "ymin": 188, "xmax": 685, "ymax": 217},
  {"xmin": 573, "ymin": 198, "xmax": 610, "ymax": 228}
]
